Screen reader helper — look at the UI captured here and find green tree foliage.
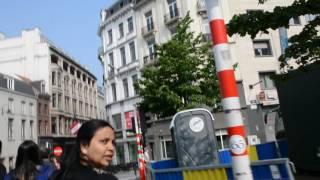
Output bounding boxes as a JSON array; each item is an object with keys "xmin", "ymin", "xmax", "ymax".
[
  {"xmin": 227, "ymin": 0, "xmax": 320, "ymax": 70},
  {"xmin": 136, "ymin": 13, "xmax": 220, "ymax": 117}
]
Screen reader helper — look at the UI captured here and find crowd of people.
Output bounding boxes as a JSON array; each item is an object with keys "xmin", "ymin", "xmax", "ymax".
[{"xmin": 0, "ymin": 120, "xmax": 118, "ymax": 180}]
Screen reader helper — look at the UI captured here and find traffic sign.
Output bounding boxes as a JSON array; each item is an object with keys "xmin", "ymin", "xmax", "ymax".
[{"xmin": 53, "ymin": 146, "xmax": 63, "ymax": 157}]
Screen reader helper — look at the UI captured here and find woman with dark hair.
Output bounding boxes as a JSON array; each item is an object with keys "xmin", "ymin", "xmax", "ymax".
[
  {"xmin": 0, "ymin": 140, "xmax": 7, "ymax": 180},
  {"xmin": 4, "ymin": 140, "xmax": 54, "ymax": 180},
  {"xmin": 51, "ymin": 120, "xmax": 117, "ymax": 180}
]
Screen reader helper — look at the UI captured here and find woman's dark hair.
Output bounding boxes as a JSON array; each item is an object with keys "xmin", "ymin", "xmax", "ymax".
[
  {"xmin": 11, "ymin": 140, "xmax": 42, "ymax": 180},
  {"xmin": 52, "ymin": 120, "xmax": 114, "ymax": 180}
]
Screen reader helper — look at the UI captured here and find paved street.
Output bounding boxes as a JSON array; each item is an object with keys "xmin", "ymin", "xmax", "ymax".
[{"xmin": 114, "ymin": 170, "xmax": 139, "ymax": 180}]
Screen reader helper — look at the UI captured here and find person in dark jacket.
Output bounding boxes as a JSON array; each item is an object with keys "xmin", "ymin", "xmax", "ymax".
[
  {"xmin": 0, "ymin": 141, "xmax": 7, "ymax": 180},
  {"xmin": 4, "ymin": 140, "xmax": 55, "ymax": 180},
  {"xmin": 51, "ymin": 120, "xmax": 117, "ymax": 180}
]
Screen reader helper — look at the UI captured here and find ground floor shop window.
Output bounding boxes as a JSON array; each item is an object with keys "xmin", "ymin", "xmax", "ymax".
[
  {"xmin": 160, "ymin": 137, "xmax": 174, "ymax": 159},
  {"xmin": 116, "ymin": 144, "xmax": 125, "ymax": 164},
  {"xmin": 215, "ymin": 129, "xmax": 229, "ymax": 150},
  {"xmin": 128, "ymin": 142, "xmax": 137, "ymax": 162}
]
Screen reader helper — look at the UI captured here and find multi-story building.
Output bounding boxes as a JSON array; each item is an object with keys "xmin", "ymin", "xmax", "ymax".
[
  {"xmin": 97, "ymin": 86, "xmax": 107, "ymax": 120},
  {"xmin": 98, "ymin": 0, "xmax": 139, "ymax": 164},
  {"xmin": 99, "ymin": 0, "xmax": 304, "ymax": 161},
  {"xmin": 0, "ymin": 73, "xmax": 38, "ymax": 170},
  {"xmin": 0, "ymin": 28, "xmax": 99, "ymax": 150}
]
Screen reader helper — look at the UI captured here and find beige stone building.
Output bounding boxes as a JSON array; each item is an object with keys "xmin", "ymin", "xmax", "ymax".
[{"xmin": 0, "ymin": 28, "xmax": 98, "ymax": 149}]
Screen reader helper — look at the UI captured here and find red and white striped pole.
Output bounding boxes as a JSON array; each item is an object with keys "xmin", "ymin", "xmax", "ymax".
[
  {"xmin": 134, "ymin": 107, "xmax": 146, "ymax": 180},
  {"xmin": 205, "ymin": 0, "xmax": 253, "ymax": 179}
]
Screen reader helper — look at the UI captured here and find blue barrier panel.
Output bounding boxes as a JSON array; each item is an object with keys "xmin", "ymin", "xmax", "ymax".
[
  {"xmin": 278, "ymin": 140, "xmax": 289, "ymax": 158},
  {"xmin": 219, "ymin": 150, "xmax": 232, "ymax": 164},
  {"xmin": 256, "ymin": 142, "xmax": 279, "ymax": 160},
  {"xmin": 225, "ymin": 167, "xmax": 233, "ymax": 180},
  {"xmin": 151, "ymin": 159, "xmax": 178, "ymax": 169},
  {"xmin": 252, "ymin": 165, "xmax": 273, "ymax": 179},
  {"xmin": 150, "ymin": 159, "xmax": 183, "ymax": 180}
]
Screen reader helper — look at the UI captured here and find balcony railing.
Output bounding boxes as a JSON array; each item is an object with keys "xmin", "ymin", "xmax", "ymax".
[
  {"xmin": 164, "ymin": 8, "xmax": 180, "ymax": 25},
  {"xmin": 197, "ymin": 0, "xmax": 207, "ymax": 14},
  {"xmin": 202, "ymin": 33, "xmax": 212, "ymax": 42},
  {"xmin": 257, "ymin": 88, "xmax": 279, "ymax": 106},
  {"xmin": 143, "ymin": 54, "xmax": 157, "ymax": 66},
  {"xmin": 141, "ymin": 24, "xmax": 156, "ymax": 37}
]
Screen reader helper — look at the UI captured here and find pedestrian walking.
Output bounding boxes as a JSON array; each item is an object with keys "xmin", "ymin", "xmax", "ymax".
[
  {"xmin": 4, "ymin": 140, "xmax": 55, "ymax": 180},
  {"xmin": 0, "ymin": 141, "xmax": 7, "ymax": 180},
  {"xmin": 50, "ymin": 119, "xmax": 117, "ymax": 180}
]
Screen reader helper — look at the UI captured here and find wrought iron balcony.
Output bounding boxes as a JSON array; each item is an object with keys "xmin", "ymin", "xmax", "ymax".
[{"xmin": 141, "ymin": 24, "xmax": 156, "ymax": 38}]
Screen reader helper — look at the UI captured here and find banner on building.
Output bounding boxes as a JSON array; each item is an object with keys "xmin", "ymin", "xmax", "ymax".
[{"xmin": 125, "ymin": 111, "xmax": 134, "ymax": 130}]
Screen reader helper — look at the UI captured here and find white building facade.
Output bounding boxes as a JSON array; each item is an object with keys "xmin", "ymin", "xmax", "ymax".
[
  {"xmin": 0, "ymin": 73, "xmax": 38, "ymax": 170},
  {"xmin": 0, "ymin": 29, "xmax": 99, "ymax": 150},
  {"xmin": 98, "ymin": 0, "xmax": 139, "ymax": 164},
  {"xmin": 99, "ymin": 0, "xmax": 305, "ymax": 161}
]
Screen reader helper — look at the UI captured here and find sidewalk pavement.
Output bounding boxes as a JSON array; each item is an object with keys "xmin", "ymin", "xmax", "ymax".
[{"xmin": 114, "ymin": 170, "xmax": 140, "ymax": 180}]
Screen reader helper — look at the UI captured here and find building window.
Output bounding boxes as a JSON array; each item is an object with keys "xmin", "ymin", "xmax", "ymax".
[
  {"xmin": 160, "ymin": 137, "xmax": 174, "ymax": 159},
  {"xmin": 108, "ymin": 52, "xmax": 115, "ymax": 75},
  {"xmin": 129, "ymin": 41, "xmax": 136, "ymax": 62},
  {"xmin": 21, "ymin": 119, "xmax": 26, "ymax": 140},
  {"xmin": 145, "ymin": 11, "xmax": 154, "ymax": 31},
  {"xmin": 8, "ymin": 118, "xmax": 13, "ymax": 140},
  {"xmin": 45, "ymin": 120, "xmax": 48, "ymax": 135},
  {"xmin": 38, "ymin": 120, "xmax": 42, "ymax": 135},
  {"xmin": 29, "ymin": 103, "xmax": 34, "ymax": 116},
  {"xmin": 38, "ymin": 103, "xmax": 41, "ymax": 114},
  {"xmin": 79, "ymin": 101, "xmax": 83, "ymax": 116},
  {"xmin": 132, "ymin": 74, "xmax": 138, "ymax": 96},
  {"xmin": 120, "ymin": 47, "xmax": 126, "ymax": 66},
  {"xmin": 65, "ymin": 97, "xmax": 69, "ymax": 112},
  {"xmin": 58, "ymin": 94, "xmax": 62, "ymax": 109},
  {"xmin": 123, "ymin": 78, "xmax": 129, "ymax": 98},
  {"xmin": 41, "ymin": 82, "xmax": 45, "ymax": 93},
  {"xmin": 167, "ymin": 0, "xmax": 178, "ymax": 19},
  {"xmin": 253, "ymin": 40, "xmax": 272, "ymax": 56},
  {"xmin": 119, "ymin": 23, "xmax": 124, "ymax": 39},
  {"xmin": 21, "ymin": 101, "xmax": 26, "ymax": 115},
  {"xmin": 73, "ymin": 99, "xmax": 77, "ymax": 114},
  {"xmin": 259, "ymin": 72, "xmax": 276, "ymax": 89},
  {"xmin": 108, "ymin": 29, "xmax": 113, "ymax": 44},
  {"xmin": 5, "ymin": 77, "xmax": 15, "ymax": 90},
  {"xmin": 57, "ymin": 72, "xmax": 61, "ymax": 87},
  {"xmin": 127, "ymin": 17, "xmax": 134, "ymax": 33},
  {"xmin": 8, "ymin": 98, "xmax": 14, "ymax": 113},
  {"xmin": 44, "ymin": 104, "xmax": 48, "ymax": 114},
  {"xmin": 112, "ymin": 114, "xmax": 122, "ymax": 130},
  {"xmin": 52, "ymin": 93, "xmax": 56, "ymax": 108},
  {"xmin": 129, "ymin": 142, "xmax": 137, "ymax": 162},
  {"xmin": 111, "ymin": 83, "xmax": 117, "ymax": 102},
  {"xmin": 52, "ymin": 117, "xmax": 57, "ymax": 134},
  {"xmin": 52, "ymin": 72, "xmax": 56, "ymax": 86},
  {"xmin": 30, "ymin": 120, "xmax": 34, "ymax": 139},
  {"xmin": 147, "ymin": 39, "xmax": 156, "ymax": 59},
  {"xmin": 215, "ymin": 129, "xmax": 229, "ymax": 150},
  {"xmin": 85, "ymin": 103, "xmax": 89, "ymax": 116},
  {"xmin": 116, "ymin": 144, "xmax": 125, "ymax": 164},
  {"xmin": 289, "ymin": 16, "xmax": 301, "ymax": 25}
]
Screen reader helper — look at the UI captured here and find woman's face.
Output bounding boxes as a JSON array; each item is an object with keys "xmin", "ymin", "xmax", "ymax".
[{"xmin": 81, "ymin": 127, "xmax": 115, "ymax": 168}]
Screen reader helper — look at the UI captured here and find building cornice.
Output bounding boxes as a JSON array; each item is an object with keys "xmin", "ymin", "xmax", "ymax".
[{"xmin": 98, "ymin": 4, "xmax": 134, "ymax": 35}]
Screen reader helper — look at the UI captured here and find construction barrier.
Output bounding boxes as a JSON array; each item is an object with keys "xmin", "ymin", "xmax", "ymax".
[
  {"xmin": 146, "ymin": 141, "xmax": 293, "ymax": 180},
  {"xmin": 146, "ymin": 158, "xmax": 294, "ymax": 180}
]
